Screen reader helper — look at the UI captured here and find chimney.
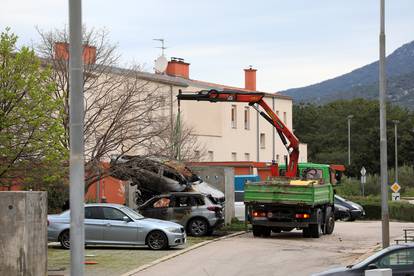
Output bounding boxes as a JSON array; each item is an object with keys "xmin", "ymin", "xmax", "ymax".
[
  {"xmin": 166, "ymin": 57, "xmax": 190, "ymax": 78},
  {"xmin": 53, "ymin": 42, "xmax": 97, "ymax": 65},
  {"xmin": 244, "ymin": 66, "xmax": 257, "ymax": 91}
]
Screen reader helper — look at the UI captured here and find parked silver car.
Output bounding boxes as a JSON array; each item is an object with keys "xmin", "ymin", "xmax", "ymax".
[
  {"xmin": 48, "ymin": 203, "xmax": 186, "ymax": 250},
  {"xmin": 138, "ymin": 192, "xmax": 224, "ymax": 237}
]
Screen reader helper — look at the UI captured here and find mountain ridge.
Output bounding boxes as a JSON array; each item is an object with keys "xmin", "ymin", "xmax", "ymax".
[{"xmin": 280, "ymin": 40, "xmax": 414, "ymax": 109}]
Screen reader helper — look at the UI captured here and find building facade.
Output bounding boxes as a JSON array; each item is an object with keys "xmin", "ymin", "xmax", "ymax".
[{"xmin": 126, "ymin": 57, "xmax": 308, "ymax": 164}]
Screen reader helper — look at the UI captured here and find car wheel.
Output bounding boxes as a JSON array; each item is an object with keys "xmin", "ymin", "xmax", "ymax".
[
  {"xmin": 341, "ymin": 214, "xmax": 352, "ymax": 222},
  {"xmin": 59, "ymin": 230, "xmax": 70, "ymax": 249},
  {"xmin": 146, "ymin": 230, "xmax": 169, "ymax": 250},
  {"xmin": 188, "ymin": 218, "xmax": 209, "ymax": 237},
  {"xmin": 252, "ymin": 225, "xmax": 263, "ymax": 237},
  {"xmin": 324, "ymin": 210, "xmax": 335, "ymax": 235}
]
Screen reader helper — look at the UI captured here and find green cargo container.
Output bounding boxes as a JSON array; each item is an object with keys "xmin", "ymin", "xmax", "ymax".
[
  {"xmin": 245, "ymin": 163, "xmax": 338, "ymax": 239},
  {"xmin": 244, "ymin": 181, "xmax": 334, "ymax": 206}
]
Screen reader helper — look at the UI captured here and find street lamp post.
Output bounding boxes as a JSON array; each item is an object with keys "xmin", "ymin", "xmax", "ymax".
[
  {"xmin": 392, "ymin": 120, "xmax": 399, "ymax": 184},
  {"xmin": 347, "ymin": 115, "xmax": 354, "ymax": 166}
]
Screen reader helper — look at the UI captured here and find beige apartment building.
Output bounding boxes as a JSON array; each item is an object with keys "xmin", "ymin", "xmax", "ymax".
[{"xmin": 124, "ymin": 57, "xmax": 308, "ymax": 163}]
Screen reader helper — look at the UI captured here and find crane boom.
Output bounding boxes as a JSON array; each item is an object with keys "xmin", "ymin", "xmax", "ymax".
[{"xmin": 177, "ymin": 89, "xmax": 299, "ymax": 177}]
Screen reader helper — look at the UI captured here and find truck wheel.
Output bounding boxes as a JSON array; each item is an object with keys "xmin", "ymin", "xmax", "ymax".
[
  {"xmin": 309, "ymin": 222, "xmax": 322, "ymax": 238},
  {"xmin": 303, "ymin": 228, "xmax": 311, "ymax": 238},
  {"xmin": 324, "ymin": 208, "xmax": 335, "ymax": 235},
  {"xmin": 272, "ymin": 227, "xmax": 282, "ymax": 233},
  {"xmin": 262, "ymin": 227, "xmax": 271, "ymax": 238},
  {"xmin": 252, "ymin": 225, "xmax": 263, "ymax": 237}
]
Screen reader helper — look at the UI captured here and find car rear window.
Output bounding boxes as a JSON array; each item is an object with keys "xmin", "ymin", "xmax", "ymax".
[{"xmin": 85, "ymin": 207, "xmax": 104, "ymax": 219}]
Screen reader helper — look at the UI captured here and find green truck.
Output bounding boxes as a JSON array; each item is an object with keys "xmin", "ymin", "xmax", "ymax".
[{"xmin": 245, "ymin": 163, "xmax": 344, "ymax": 238}]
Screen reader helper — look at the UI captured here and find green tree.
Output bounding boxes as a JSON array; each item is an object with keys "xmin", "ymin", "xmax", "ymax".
[
  {"xmin": 293, "ymin": 99, "xmax": 414, "ymax": 176},
  {"xmin": 0, "ymin": 28, "xmax": 65, "ymax": 190}
]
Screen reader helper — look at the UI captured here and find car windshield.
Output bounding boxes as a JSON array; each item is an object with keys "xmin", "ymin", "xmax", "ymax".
[
  {"xmin": 121, "ymin": 206, "xmax": 144, "ymax": 220},
  {"xmin": 335, "ymin": 195, "xmax": 346, "ymax": 202}
]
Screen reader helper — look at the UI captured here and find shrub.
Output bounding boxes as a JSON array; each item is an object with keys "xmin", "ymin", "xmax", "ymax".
[{"xmin": 349, "ymin": 198, "xmax": 414, "ymax": 222}]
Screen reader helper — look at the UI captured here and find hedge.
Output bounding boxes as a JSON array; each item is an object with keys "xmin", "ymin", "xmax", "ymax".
[{"xmin": 351, "ymin": 199, "xmax": 414, "ymax": 222}]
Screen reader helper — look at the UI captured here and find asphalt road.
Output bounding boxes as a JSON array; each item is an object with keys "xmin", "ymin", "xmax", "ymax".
[{"xmin": 135, "ymin": 221, "xmax": 414, "ymax": 276}]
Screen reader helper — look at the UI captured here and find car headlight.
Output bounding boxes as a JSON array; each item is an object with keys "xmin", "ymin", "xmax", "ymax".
[{"xmin": 167, "ymin": 227, "xmax": 182, "ymax": 233}]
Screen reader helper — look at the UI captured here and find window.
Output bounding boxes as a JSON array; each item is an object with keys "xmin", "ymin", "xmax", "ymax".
[
  {"xmin": 376, "ymin": 248, "xmax": 414, "ymax": 268},
  {"xmin": 244, "ymin": 153, "xmax": 250, "ymax": 161},
  {"xmin": 85, "ymin": 207, "xmax": 104, "ymax": 220},
  {"xmin": 208, "ymin": 151, "xmax": 214, "ymax": 161},
  {"xmin": 194, "ymin": 150, "xmax": 200, "ymax": 160},
  {"xmin": 231, "ymin": 152, "xmax": 237, "ymax": 161},
  {"xmin": 153, "ymin": 197, "xmax": 171, "ymax": 208},
  {"xmin": 260, "ymin": 133, "xmax": 266, "ymax": 149},
  {"xmin": 304, "ymin": 169, "xmax": 324, "ymax": 181},
  {"xmin": 244, "ymin": 107, "xmax": 250, "ymax": 130},
  {"xmin": 231, "ymin": 105, "xmax": 237, "ymax": 128},
  {"xmin": 283, "ymin": 112, "xmax": 287, "ymax": 124},
  {"xmin": 102, "ymin": 207, "xmax": 126, "ymax": 221}
]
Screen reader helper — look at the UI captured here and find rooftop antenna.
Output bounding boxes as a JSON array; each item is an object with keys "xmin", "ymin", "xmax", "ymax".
[{"xmin": 153, "ymin": 38, "xmax": 167, "ymax": 56}]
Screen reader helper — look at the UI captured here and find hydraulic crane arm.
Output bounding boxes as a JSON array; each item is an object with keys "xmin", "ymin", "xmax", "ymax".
[{"xmin": 177, "ymin": 89, "xmax": 300, "ymax": 177}]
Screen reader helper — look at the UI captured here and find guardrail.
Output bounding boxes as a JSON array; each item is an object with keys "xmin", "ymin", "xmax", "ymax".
[{"xmin": 395, "ymin": 228, "xmax": 414, "ymax": 244}]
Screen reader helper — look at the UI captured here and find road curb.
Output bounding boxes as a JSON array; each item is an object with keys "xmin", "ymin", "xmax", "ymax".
[{"xmin": 120, "ymin": 231, "xmax": 247, "ymax": 276}]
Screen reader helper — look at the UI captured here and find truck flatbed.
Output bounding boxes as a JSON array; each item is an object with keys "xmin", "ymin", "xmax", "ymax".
[{"xmin": 244, "ymin": 180, "xmax": 334, "ymax": 207}]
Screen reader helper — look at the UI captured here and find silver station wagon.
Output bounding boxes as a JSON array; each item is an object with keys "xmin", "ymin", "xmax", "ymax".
[{"xmin": 48, "ymin": 203, "xmax": 186, "ymax": 250}]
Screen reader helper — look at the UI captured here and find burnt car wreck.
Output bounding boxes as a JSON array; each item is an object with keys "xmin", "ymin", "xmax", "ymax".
[{"xmin": 110, "ymin": 155, "xmax": 224, "ymax": 206}]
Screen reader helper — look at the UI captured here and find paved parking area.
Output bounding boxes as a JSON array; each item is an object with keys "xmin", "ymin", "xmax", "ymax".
[{"xmin": 135, "ymin": 221, "xmax": 414, "ymax": 276}]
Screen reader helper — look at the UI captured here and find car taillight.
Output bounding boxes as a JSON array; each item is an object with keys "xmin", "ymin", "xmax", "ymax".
[
  {"xmin": 252, "ymin": 211, "xmax": 267, "ymax": 217},
  {"xmin": 295, "ymin": 213, "xmax": 310, "ymax": 219},
  {"xmin": 207, "ymin": 206, "xmax": 222, "ymax": 212}
]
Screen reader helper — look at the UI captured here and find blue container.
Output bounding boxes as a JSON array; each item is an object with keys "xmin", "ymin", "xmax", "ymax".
[{"xmin": 234, "ymin": 175, "xmax": 260, "ymax": 191}]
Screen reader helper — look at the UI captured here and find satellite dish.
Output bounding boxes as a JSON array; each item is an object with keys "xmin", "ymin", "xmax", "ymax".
[{"xmin": 154, "ymin": 56, "xmax": 168, "ymax": 73}]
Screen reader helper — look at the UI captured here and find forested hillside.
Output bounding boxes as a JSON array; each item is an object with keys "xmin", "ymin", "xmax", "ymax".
[
  {"xmin": 293, "ymin": 99, "xmax": 414, "ymax": 176},
  {"xmin": 282, "ymin": 41, "xmax": 414, "ymax": 110}
]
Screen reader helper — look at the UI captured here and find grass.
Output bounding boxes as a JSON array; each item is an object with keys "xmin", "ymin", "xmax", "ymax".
[{"xmin": 48, "ymin": 236, "xmax": 221, "ymax": 276}]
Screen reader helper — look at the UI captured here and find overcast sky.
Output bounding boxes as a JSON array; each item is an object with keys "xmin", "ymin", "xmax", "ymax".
[{"xmin": 1, "ymin": 0, "xmax": 413, "ymax": 92}]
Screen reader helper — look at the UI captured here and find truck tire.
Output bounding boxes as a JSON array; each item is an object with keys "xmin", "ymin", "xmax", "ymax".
[
  {"xmin": 262, "ymin": 227, "xmax": 271, "ymax": 237},
  {"xmin": 309, "ymin": 222, "xmax": 321, "ymax": 238},
  {"xmin": 252, "ymin": 225, "xmax": 263, "ymax": 237},
  {"xmin": 272, "ymin": 227, "xmax": 282, "ymax": 233},
  {"xmin": 323, "ymin": 207, "xmax": 335, "ymax": 235},
  {"xmin": 310, "ymin": 208, "xmax": 322, "ymax": 238},
  {"xmin": 303, "ymin": 228, "xmax": 312, "ymax": 238}
]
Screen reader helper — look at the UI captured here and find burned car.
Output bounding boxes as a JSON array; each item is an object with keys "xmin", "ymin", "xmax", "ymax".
[
  {"xmin": 110, "ymin": 156, "xmax": 191, "ymax": 204},
  {"xmin": 110, "ymin": 156, "xmax": 225, "ymax": 206},
  {"xmin": 138, "ymin": 192, "xmax": 224, "ymax": 236}
]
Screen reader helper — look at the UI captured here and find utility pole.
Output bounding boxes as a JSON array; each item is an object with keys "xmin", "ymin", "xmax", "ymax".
[
  {"xmin": 69, "ymin": 0, "xmax": 85, "ymax": 275},
  {"xmin": 347, "ymin": 115, "xmax": 353, "ymax": 166},
  {"xmin": 393, "ymin": 120, "xmax": 399, "ymax": 184},
  {"xmin": 379, "ymin": 0, "xmax": 390, "ymax": 248}
]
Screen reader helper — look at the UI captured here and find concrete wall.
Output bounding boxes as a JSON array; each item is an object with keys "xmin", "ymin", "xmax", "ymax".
[
  {"xmin": 189, "ymin": 166, "xmax": 235, "ymax": 225},
  {"xmin": 0, "ymin": 191, "xmax": 47, "ymax": 276}
]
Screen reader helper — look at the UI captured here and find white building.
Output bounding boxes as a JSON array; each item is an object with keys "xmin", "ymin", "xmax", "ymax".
[{"xmin": 126, "ymin": 57, "xmax": 307, "ymax": 163}]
